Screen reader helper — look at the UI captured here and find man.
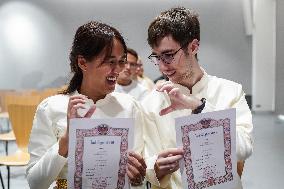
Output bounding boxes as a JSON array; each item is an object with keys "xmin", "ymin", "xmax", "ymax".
[
  {"xmin": 136, "ymin": 57, "xmax": 155, "ymax": 92},
  {"xmin": 115, "ymin": 48, "xmax": 149, "ymax": 101},
  {"xmin": 142, "ymin": 7, "xmax": 253, "ymax": 189}
]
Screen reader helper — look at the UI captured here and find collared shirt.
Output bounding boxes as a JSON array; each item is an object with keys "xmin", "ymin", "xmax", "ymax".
[
  {"xmin": 27, "ymin": 91, "xmax": 145, "ymax": 189},
  {"xmin": 115, "ymin": 80, "xmax": 149, "ymax": 101},
  {"xmin": 142, "ymin": 71, "xmax": 253, "ymax": 189},
  {"xmin": 137, "ymin": 76, "xmax": 155, "ymax": 92}
]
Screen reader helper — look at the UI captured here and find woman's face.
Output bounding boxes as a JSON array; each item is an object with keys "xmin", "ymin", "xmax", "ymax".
[{"xmin": 82, "ymin": 38, "xmax": 126, "ymax": 98}]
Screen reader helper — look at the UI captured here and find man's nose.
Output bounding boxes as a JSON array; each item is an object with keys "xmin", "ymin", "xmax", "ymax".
[
  {"xmin": 158, "ymin": 60, "xmax": 169, "ymax": 70},
  {"xmin": 125, "ymin": 63, "xmax": 131, "ymax": 70}
]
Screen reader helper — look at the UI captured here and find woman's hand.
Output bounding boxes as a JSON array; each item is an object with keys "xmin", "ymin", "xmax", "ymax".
[
  {"xmin": 58, "ymin": 95, "xmax": 96, "ymax": 157},
  {"xmin": 156, "ymin": 81, "xmax": 202, "ymax": 116},
  {"xmin": 127, "ymin": 151, "xmax": 147, "ymax": 186}
]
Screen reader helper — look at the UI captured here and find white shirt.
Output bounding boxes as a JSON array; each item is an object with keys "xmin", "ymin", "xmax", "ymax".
[
  {"xmin": 137, "ymin": 76, "xmax": 155, "ymax": 92},
  {"xmin": 115, "ymin": 80, "xmax": 149, "ymax": 101},
  {"xmin": 27, "ymin": 91, "xmax": 145, "ymax": 189},
  {"xmin": 142, "ymin": 72, "xmax": 253, "ymax": 189}
]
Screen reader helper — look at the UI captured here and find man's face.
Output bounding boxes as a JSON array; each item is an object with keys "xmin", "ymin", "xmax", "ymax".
[
  {"xmin": 151, "ymin": 35, "xmax": 194, "ymax": 85},
  {"xmin": 117, "ymin": 52, "xmax": 137, "ymax": 82},
  {"xmin": 135, "ymin": 59, "xmax": 143, "ymax": 77}
]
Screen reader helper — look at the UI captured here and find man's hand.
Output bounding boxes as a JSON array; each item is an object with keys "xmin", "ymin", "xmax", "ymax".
[
  {"xmin": 154, "ymin": 148, "xmax": 184, "ymax": 180},
  {"xmin": 156, "ymin": 81, "xmax": 202, "ymax": 116}
]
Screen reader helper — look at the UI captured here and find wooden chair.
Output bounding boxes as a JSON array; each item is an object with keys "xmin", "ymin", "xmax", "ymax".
[
  {"xmin": 4, "ymin": 94, "xmax": 40, "ymax": 108},
  {"xmin": 39, "ymin": 88, "xmax": 59, "ymax": 101},
  {"xmin": 0, "ymin": 91, "xmax": 18, "ymax": 113},
  {"xmin": 0, "ymin": 95, "xmax": 40, "ymax": 154},
  {"xmin": 0, "ymin": 131, "xmax": 15, "ymax": 155},
  {"xmin": 0, "ymin": 104, "xmax": 37, "ymax": 189}
]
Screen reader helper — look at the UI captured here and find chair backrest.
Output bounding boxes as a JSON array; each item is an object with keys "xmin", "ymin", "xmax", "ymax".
[
  {"xmin": 4, "ymin": 94, "xmax": 40, "ymax": 109},
  {"xmin": 0, "ymin": 90, "xmax": 18, "ymax": 112},
  {"xmin": 7, "ymin": 104, "xmax": 37, "ymax": 153},
  {"xmin": 39, "ymin": 88, "xmax": 59, "ymax": 101}
]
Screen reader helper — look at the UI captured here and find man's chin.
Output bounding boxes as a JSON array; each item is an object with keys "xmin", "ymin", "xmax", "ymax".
[
  {"xmin": 167, "ymin": 75, "xmax": 177, "ymax": 83},
  {"xmin": 169, "ymin": 76, "xmax": 184, "ymax": 84}
]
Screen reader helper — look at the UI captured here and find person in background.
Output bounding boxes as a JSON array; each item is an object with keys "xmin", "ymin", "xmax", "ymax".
[
  {"xmin": 142, "ymin": 7, "xmax": 253, "ymax": 189},
  {"xmin": 115, "ymin": 48, "xmax": 149, "ymax": 101},
  {"xmin": 27, "ymin": 21, "xmax": 147, "ymax": 189},
  {"xmin": 136, "ymin": 57, "xmax": 155, "ymax": 92}
]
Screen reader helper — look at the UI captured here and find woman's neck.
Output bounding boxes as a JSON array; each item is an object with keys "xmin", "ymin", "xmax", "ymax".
[{"xmin": 79, "ymin": 85, "xmax": 106, "ymax": 103}]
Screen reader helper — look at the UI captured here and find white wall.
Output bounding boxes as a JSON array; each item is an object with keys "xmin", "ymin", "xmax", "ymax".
[
  {"xmin": 252, "ymin": 0, "xmax": 276, "ymax": 111},
  {"xmin": 276, "ymin": 0, "xmax": 284, "ymax": 114},
  {"xmin": 0, "ymin": 1, "xmax": 67, "ymax": 89},
  {"xmin": 0, "ymin": 0, "xmax": 252, "ymax": 94}
]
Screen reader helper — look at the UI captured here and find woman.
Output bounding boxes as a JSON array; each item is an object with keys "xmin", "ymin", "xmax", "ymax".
[{"xmin": 27, "ymin": 21, "xmax": 146, "ymax": 189}]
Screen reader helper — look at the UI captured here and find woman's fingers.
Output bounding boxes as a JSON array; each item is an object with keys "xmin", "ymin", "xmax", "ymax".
[
  {"xmin": 128, "ymin": 155, "xmax": 146, "ymax": 177},
  {"xmin": 85, "ymin": 105, "xmax": 96, "ymax": 118},
  {"xmin": 129, "ymin": 151, "xmax": 147, "ymax": 169}
]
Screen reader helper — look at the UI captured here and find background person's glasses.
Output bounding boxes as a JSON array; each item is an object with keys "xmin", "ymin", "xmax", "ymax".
[
  {"xmin": 126, "ymin": 62, "xmax": 139, "ymax": 69},
  {"xmin": 148, "ymin": 46, "xmax": 184, "ymax": 65}
]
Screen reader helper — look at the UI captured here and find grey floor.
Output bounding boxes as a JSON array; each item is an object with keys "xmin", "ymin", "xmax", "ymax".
[
  {"xmin": 242, "ymin": 112, "xmax": 284, "ymax": 189},
  {"xmin": 0, "ymin": 112, "xmax": 283, "ymax": 189}
]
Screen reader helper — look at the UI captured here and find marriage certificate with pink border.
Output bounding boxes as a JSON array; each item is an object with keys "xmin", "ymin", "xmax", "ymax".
[
  {"xmin": 175, "ymin": 109, "xmax": 238, "ymax": 189},
  {"xmin": 68, "ymin": 118, "xmax": 134, "ymax": 189}
]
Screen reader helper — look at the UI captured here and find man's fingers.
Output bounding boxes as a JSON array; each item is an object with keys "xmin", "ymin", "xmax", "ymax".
[
  {"xmin": 157, "ymin": 154, "xmax": 183, "ymax": 166},
  {"xmin": 168, "ymin": 88, "xmax": 181, "ymax": 97},
  {"xmin": 157, "ymin": 161, "xmax": 179, "ymax": 171},
  {"xmin": 159, "ymin": 106, "xmax": 174, "ymax": 116},
  {"xmin": 157, "ymin": 84, "xmax": 177, "ymax": 94},
  {"xmin": 158, "ymin": 148, "xmax": 184, "ymax": 158},
  {"xmin": 156, "ymin": 81, "xmax": 172, "ymax": 90}
]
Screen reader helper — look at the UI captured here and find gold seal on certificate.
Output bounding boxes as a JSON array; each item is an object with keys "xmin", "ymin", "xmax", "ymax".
[
  {"xmin": 68, "ymin": 118, "xmax": 134, "ymax": 189},
  {"xmin": 175, "ymin": 109, "xmax": 238, "ymax": 189}
]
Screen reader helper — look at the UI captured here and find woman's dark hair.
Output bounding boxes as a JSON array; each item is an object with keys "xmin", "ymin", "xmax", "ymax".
[{"xmin": 61, "ymin": 21, "xmax": 127, "ymax": 94}]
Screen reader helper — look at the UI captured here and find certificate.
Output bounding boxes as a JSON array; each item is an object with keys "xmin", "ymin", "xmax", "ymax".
[
  {"xmin": 175, "ymin": 109, "xmax": 237, "ymax": 189},
  {"xmin": 68, "ymin": 118, "xmax": 134, "ymax": 189}
]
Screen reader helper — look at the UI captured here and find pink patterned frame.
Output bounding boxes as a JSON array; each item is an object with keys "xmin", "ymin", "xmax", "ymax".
[
  {"xmin": 181, "ymin": 118, "xmax": 233, "ymax": 189},
  {"xmin": 74, "ymin": 124, "xmax": 129, "ymax": 189}
]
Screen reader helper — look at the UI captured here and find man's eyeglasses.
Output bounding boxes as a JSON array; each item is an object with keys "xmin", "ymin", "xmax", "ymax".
[
  {"xmin": 148, "ymin": 46, "xmax": 184, "ymax": 65},
  {"xmin": 126, "ymin": 62, "xmax": 139, "ymax": 69},
  {"xmin": 136, "ymin": 64, "xmax": 142, "ymax": 68}
]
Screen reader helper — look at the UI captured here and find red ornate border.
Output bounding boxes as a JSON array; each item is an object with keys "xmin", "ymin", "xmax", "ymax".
[
  {"xmin": 181, "ymin": 118, "xmax": 233, "ymax": 189},
  {"xmin": 74, "ymin": 124, "xmax": 129, "ymax": 189}
]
